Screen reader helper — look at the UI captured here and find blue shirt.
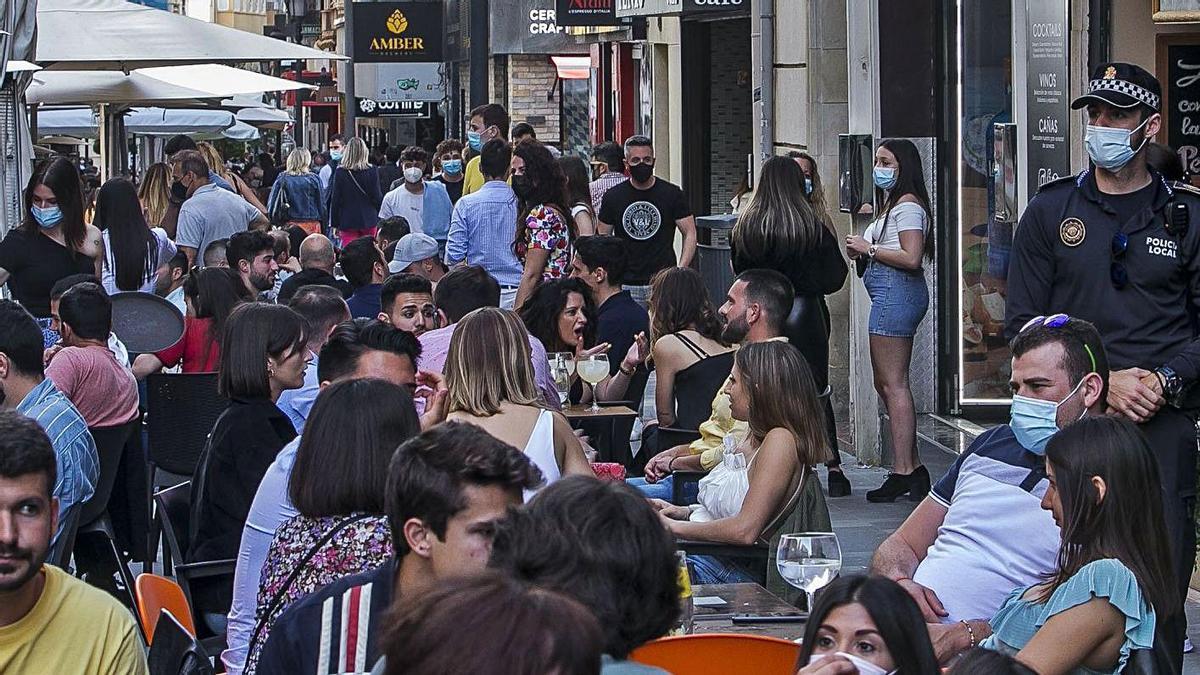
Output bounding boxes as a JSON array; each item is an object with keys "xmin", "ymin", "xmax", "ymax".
[
  {"xmin": 347, "ymin": 283, "xmax": 383, "ymax": 319},
  {"xmin": 379, "ymin": 180, "xmax": 454, "ymax": 241},
  {"xmin": 276, "ymin": 353, "xmax": 320, "ymax": 433},
  {"xmin": 445, "ymin": 180, "xmax": 523, "ymax": 287},
  {"xmin": 16, "ymin": 378, "xmax": 99, "ymax": 548}
]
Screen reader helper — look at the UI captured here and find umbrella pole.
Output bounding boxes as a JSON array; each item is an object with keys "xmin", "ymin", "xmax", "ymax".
[{"xmin": 97, "ymin": 103, "xmax": 108, "ymax": 183}]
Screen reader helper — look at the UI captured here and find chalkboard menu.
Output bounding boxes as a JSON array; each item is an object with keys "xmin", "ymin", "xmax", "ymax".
[
  {"xmin": 1159, "ymin": 36, "xmax": 1200, "ymax": 180},
  {"xmin": 1025, "ymin": 0, "xmax": 1071, "ymax": 196}
]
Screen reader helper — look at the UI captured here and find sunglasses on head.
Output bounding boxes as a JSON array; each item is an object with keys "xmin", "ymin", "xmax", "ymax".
[{"xmin": 1018, "ymin": 313, "xmax": 1098, "ymax": 371}]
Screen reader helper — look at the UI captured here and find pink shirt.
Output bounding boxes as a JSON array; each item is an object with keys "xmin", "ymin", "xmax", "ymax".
[
  {"xmin": 417, "ymin": 322, "xmax": 560, "ymax": 412},
  {"xmin": 46, "ymin": 345, "xmax": 139, "ymax": 428}
]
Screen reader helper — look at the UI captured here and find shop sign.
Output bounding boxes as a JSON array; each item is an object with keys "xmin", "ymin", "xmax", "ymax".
[
  {"xmin": 354, "ymin": 63, "xmax": 446, "ymax": 102},
  {"xmin": 313, "ymin": 85, "xmax": 341, "ymax": 104},
  {"xmin": 355, "ymin": 98, "xmax": 435, "ymax": 118},
  {"xmin": 1024, "ymin": 0, "xmax": 1070, "ymax": 196},
  {"xmin": 491, "ymin": 0, "xmax": 588, "ymax": 54},
  {"xmin": 615, "ymin": 0, "xmax": 744, "ymax": 18},
  {"xmin": 1161, "ymin": 38, "xmax": 1200, "ymax": 180},
  {"xmin": 556, "ymin": 0, "xmax": 617, "ymax": 26},
  {"xmin": 352, "ymin": 2, "xmax": 444, "ymax": 63}
]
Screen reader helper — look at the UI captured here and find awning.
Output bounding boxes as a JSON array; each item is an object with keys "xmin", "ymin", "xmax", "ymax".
[
  {"xmin": 35, "ymin": 0, "xmax": 345, "ymax": 70},
  {"xmin": 35, "ymin": 106, "xmax": 238, "ymax": 138},
  {"xmin": 26, "ymin": 64, "xmax": 314, "ymax": 106},
  {"xmin": 551, "ymin": 56, "xmax": 592, "ymax": 80}
]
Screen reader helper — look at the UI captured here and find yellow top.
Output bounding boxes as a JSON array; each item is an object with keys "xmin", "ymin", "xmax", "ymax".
[
  {"xmin": 687, "ymin": 337, "xmax": 791, "ymax": 470},
  {"xmin": 0, "ymin": 565, "xmax": 148, "ymax": 675},
  {"xmin": 461, "ymin": 155, "xmax": 512, "ymax": 196}
]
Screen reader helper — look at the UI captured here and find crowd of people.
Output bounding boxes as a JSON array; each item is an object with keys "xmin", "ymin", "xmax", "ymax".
[{"xmin": 0, "ymin": 60, "xmax": 1197, "ymax": 674}]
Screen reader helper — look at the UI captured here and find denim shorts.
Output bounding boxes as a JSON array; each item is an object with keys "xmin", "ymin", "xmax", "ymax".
[{"xmin": 863, "ymin": 262, "xmax": 929, "ymax": 338}]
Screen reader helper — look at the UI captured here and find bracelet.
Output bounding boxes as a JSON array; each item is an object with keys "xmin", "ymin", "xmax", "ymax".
[
  {"xmin": 619, "ymin": 363, "xmax": 635, "ymax": 376},
  {"xmin": 960, "ymin": 620, "xmax": 976, "ymax": 649},
  {"xmin": 667, "ymin": 457, "xmax": 676, "ymax": 474}
]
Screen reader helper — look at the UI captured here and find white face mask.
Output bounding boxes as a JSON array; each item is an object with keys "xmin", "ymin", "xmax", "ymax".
[
  {"xmin": 403, "ymin": 167, "xmax": 424, "ymax": 184},
  {"xmin": 808, "ymin": 652, "xmax": 895, "ymax": 675}
]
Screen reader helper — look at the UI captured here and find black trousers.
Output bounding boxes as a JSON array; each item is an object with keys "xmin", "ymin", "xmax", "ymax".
[
  {"xmin": 784, "ymin": 295, "xmax": 842, "ymax": 468},
  {"xmin": 1139, "ymin": 407, "xmax": 1196, "ymax": 674}
]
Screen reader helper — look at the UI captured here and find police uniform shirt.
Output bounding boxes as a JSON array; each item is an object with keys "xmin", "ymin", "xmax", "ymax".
[{"xmin": 1005, "ymin": 168, "xmax": 1200, "ymax": 385}]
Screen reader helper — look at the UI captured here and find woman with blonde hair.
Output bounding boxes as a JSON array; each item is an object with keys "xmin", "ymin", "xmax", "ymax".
[
  {"xmin": 328, "ymin": 137, "xmax": 383, "ymax": 248},
  {"xmin": 445, "ymin": 307, "xmax": 591, "ymax": 500},
  {"xmin": 731, "ymin": 155, "xmax": 850, "ymax": 496},
  {"xmin": 266, "ymin": 147, "xmax": 325, "ymax": 235},
  {"xmin": 139, "ymin": 161, "xmax": 173, "ymax": 229},
  {"xmin": 654, "ymin": 340, "xmax": 831, "ymax": 584},
  {"xmin": 196, "ymin": 141, "xmax": 267, "ymax": 215}
]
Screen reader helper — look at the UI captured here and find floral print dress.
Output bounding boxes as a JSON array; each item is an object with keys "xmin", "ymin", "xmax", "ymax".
[
  {"xmin": 517, "ymin": 204, "xmax": 571, "ymax": 280},
  {"xmin": 243, "ymin": 513, "xmax": 393, "ymax": 674}
]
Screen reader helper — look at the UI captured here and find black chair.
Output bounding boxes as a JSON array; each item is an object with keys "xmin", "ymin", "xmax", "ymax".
[
  {"xmin": 147, "ymin": 610, "xmax": 216, "ymax": 675},
  {"xmin": 145, "ymin": 373, "xmax": 226, "ymax": 573},
  {"xmin": 48, "ymin": 504, "xmax": 81, "ymax": 570},
  {"xmin": 74, "ymin": 420, "xmax": 139, "ymax": 608},
  {"xmin": 155, "ymin": 482, "xmax": 235, "ymax": 654}
]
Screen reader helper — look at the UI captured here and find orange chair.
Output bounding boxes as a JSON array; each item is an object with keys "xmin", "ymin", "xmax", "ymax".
[
  {"xmin": 135, "ymin": 573, "xmax": 196, "ymax": 645},
  {"xmin": 630, "ymin": 633, "xmax": 801, "ymax": 674}
]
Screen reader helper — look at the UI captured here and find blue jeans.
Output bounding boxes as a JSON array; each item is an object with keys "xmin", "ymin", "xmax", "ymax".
[
  {"xmin": 628, "ymin": 476, "xmax": 674, "ymax": 501},
  {"xmin": 688, "ymin": 555, "xmax": 758, "ymax": 584}
]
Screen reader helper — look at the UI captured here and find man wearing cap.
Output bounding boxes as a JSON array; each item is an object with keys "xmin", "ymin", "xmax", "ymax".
[
  {"xmin": 390, "ymin": 233, "xmax": 448, "ymax": 290},
  {"xmin": 1006, "ymin": 62, "xmax": 1200, "ymax": 664}
]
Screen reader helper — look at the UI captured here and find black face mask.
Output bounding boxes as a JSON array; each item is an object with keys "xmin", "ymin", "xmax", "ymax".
[
  {"xmin": 171, "ymin": 180, "xmax": 188, "ymax": 201},
  {"xmin": 629, "ymin": 163, "xmax": 654, "ymax": 183},
  {"xmin": 511, "ymin": 175, "xmax": 535, "ymax": 199}
]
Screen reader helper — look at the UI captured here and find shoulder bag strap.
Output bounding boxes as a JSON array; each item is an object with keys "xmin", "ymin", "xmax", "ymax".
[
  {"xmin": 758, "ymin": 465, "xmax": 810, "ymax": 544},
  {"xmin": 245, "ymin": 513, "xmax": 375, "ymax": 658}
]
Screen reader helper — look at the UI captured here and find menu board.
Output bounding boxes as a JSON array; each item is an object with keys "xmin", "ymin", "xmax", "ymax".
[
  {"xmin": 1160, "ymin": 37, "xmax": 1200, "ymax": 182},
  {"xmin": 1025, "ymin": 0, "xmax": 1071, "ymax": 196}
]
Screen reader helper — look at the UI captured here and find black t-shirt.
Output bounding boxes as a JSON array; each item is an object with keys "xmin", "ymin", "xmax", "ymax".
[
  {"xmin": 1102, "ymin": 180, "xmax": 1158, "ymax": 229},
  {"xmin": 436, "ymin": 175, "xmax": 465, "ymax": 204},
  {"xmin": 598, "ymin": 178, "xmax": 692, "ymax": 284},
  {"xmin": 596, "ymin": 290, "xmax": 650, "ymax": 375},
  {"xmin": 0, "ymin": 228, "xmax": 95, "ymax": 317},
  {"xmin": 276, "ymin": 267, "xmax": 355, "ymax": 304}
]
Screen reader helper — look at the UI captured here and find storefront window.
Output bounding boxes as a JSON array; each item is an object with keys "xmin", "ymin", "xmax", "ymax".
[{"xmin": 957, "ymin": 0, "xmax": 1013, "ymax": 402}]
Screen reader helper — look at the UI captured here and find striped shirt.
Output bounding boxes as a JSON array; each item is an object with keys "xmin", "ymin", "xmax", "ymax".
[
  {"xmin": 590, "ymin": 172, "xmax": 628, "ymax": 214},
  {"xmin": 444, "ymin": 180, "xmax": 523, "ymax": 287},
  {"xmin": 16, "ymin": 378, "xmax": 98, "ymax": 548}
]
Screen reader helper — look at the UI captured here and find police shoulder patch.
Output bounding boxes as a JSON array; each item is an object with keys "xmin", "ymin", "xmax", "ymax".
[
  {"xmin": 1060, "ymin": 217, "xmax": 1086, "ymax": 247},
  {"xmin": 1036, "ymin": 173, "xmax": 1079, "ymax": 194},
  {"xmin": 1170, "ymin": 181, "xmax": 1200, "ymax": 200}
]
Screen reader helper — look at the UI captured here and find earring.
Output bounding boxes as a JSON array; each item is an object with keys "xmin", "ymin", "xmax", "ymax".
[{"xmin": 267, "ymin": 361, "xmax": 276, "ymax": 377}]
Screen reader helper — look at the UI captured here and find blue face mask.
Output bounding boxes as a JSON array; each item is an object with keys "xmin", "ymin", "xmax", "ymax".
[
  {"xmin": 873, "ymin": 166, "xmax": 897, "ymax": 190},
  {"xmin": 329, "ymin": 150, "xmax": 343, "ymax": 162},
  {"xmin": 31, "ymin": 205, "xmax": 62, "ymax": 228},
  {"xmin": 1084, "ymin": 116, "xmax": 1152, "ymax": 172},
  {"xmin": 443, "ymin": 159, "xmax": 463, "ymax": 175},
  {"xmin": 1010, "ymin": 377, "xmax": 1087, "ymax": 455},
  {"xmin": 804, "ymin": 177, "xmax": 814, "ymax": 195},
  {"xmin": 466, "ymin": 130, "xmax": 483, "ymax": 152}
]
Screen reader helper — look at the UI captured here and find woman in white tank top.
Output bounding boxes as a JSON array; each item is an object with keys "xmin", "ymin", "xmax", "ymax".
[{"xmin": 443, "ymin": 307, "xmax": 592, "ymax": 501}]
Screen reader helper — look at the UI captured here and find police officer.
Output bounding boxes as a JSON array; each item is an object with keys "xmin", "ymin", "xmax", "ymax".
[{"xmin": 1006, "ymin": 62, "xmax": 1199, "ymax": 669}]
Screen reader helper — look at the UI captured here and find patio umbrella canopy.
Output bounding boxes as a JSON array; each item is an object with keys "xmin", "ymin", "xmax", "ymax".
[
  {"xmin": 35, "ymin": 0, "xmax": 345, "ymax": 70},
  {"xmin": 36, "ymin": 107, "xmax": 244, "ymax": 137},
  {"xmin": 26, "ymin": 65, "xmax": 314, "ymax": 106}
]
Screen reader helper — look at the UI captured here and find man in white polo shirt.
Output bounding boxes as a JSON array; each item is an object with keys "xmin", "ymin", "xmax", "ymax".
[{"xmin": 872, "ymin": 315, "xmax": 1108, "ymax": 662}]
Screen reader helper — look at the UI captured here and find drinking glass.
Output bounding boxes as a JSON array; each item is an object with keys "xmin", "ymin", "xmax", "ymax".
[
  {"xmin": 577, "ymin": 354, "xmax": 609, "ymax": 412},
  {"xmin": 776, "ymin": 532, "xmax": 842, "ymax": 613},
  {"xmin": 548, "ymin": 353, "xmax": 573, "ymax": 405}
]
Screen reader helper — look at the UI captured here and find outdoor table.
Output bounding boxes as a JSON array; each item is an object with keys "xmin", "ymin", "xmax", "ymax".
[
  {"xmin": 691, "ymin": 583, "xmax": 805, "ymax": 641},
  {"xmin": 563, "ymin": 405, "xmax": 639, "ymax": 465}
]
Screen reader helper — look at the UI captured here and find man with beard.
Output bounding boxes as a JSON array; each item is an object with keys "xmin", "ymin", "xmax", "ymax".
[
  {"xmin": 0, "ymin": 411, "xmax": 145, "ymax": 672},
  {"xmin": 629, "ymin": 269, "xmax": 793, "ymax": 500},
  {"xmin": 228, "ymin": 230, "xmax": 279, "ymax": 299},
  {"xmin": 153, "ymin": 249, "xmax": 189, "ymax": 315}
]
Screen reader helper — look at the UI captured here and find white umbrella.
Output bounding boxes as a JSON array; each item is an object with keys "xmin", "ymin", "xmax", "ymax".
[
  {"xmin": 125, "ymin": 108, "xmax": 236, "ymax": 135},
  {"xmin": 26, "ymin": 64, "xmax": 315, "ymax": 106},
  {"xmin": 35, "ymin": 0, "xmax": 345, "ymax": 70},
  {"xmin": 34, "ymin": 107, "xmax": 99, "ymax": 138},
  {"xmin": 236, "ymin": 107, "xmax": 292, "ymax": 127},
  {"xmin": 221, "ymin": 121, "xmax": 261, "ymax": 142}
]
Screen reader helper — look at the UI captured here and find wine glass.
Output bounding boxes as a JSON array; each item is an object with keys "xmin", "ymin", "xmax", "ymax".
[
  {"xmin": 777, "ymin": 532, "xmax": 842, "ymax": 613},
  {"xmin": 577, "ymin": 354, "xmax": 609, "ymax": 412}
]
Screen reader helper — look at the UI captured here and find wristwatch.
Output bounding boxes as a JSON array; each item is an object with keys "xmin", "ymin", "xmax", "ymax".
[
  {"xmin": 1155, "ymin": 366, "xmax": 1184, "ymax": 399},
  {"xmin": 868, "ymin": 244, "xmax": 879, "ymax": 258}
]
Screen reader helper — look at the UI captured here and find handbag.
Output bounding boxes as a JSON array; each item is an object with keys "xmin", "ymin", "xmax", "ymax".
[{"xmin": 269, "ymin": 179, "xmax": 291, "ymax": 225}]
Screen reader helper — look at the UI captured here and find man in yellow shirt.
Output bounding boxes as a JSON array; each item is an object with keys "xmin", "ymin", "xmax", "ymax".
[
  {"xmin": 461, "ymin": 103, "xmax": 511, "ymax": 196},
  {"xmin": 0, "ymin": 412, "xmax": 148, "ymax": 674},
  {"xmin": 630, "ymin": 270, "xmax": 795, "ymax": 499}
]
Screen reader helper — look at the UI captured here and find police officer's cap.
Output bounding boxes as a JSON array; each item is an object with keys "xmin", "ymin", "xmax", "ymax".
[{"xmin": 1071, "ymin": 62, "xmax": 1161, "ymax": 112}]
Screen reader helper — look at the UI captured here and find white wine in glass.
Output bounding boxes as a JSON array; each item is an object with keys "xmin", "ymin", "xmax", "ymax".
[
  {"xmin": 777, "ymin": 532, "xmax": 842, "ymax": 614},
  {"xmin": 577, "ymin": 354, "xmax": 609, "ymax": 412}
]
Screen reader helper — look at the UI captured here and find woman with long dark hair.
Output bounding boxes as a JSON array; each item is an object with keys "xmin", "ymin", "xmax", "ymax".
[
  {"xmin": 980, "ymin": 416, "xmax": 1174, "ymax": 674},
  {"xmin": 558, "ymin": 155, "xmax": 596, "ymax": 237},
  {"xmin": 132, "ymin": 267, "xmax": 251, "ymax": 377},
  {"xmin": 789, "ymin": 150, "xmax": 837, "ymax": 235},
  {"xmin": 796, "ymin": 575, "xmax": 940, "ymax": 675},
  {"xmin": 844, "ymin": 139, "xmax": 933, "ymax": 503},
  {"xmin": 0, "ymin": 157, "xmax": 102, "ymax": 317},
  {"xmin": 646, "ymin": 267, "xmax": 734, "ymax": 441},
  {"xmin": 95, "ymin": 177, "xmax": 177, "ymax": 294},
  {"xmin": 732, "ymin": 155, "xmax": 850, "ymax": 496},
  {"xmin": 654, "ymin": 341, "xmax": 829, "ymax": 584},
  {"xmin": 512, "ymin": 139, "xmax": 574, "ymax": 309}
]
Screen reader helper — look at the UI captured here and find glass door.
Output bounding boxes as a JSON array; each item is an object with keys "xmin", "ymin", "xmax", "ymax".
[{"xmin": 956, "ymin": 0, "xmax": 1014, "ymax": 404}]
